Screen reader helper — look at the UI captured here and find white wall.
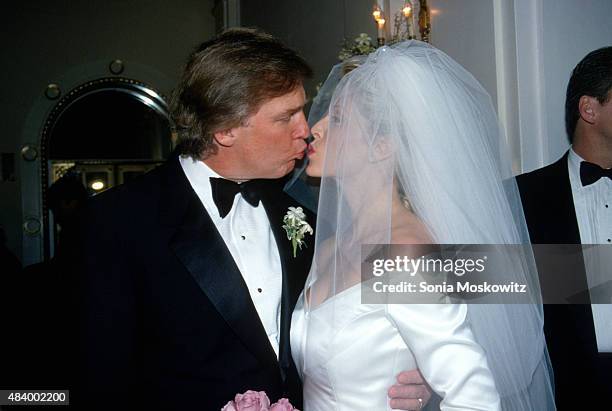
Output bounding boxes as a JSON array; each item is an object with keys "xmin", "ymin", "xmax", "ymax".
[
  {"xmin": 429, "ymin": 0, "xmax": 498, "ymax": 106},
  {"xmin": 428, "ymin": 0, "xmax": 526, "ymax": 171}
]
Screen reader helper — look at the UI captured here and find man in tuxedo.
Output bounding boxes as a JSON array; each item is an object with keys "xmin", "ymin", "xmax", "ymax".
[
  {"xmin": 517, "ymin": 46, "xmax": 612, "ymax": 409},
  {"xmin": 70, "ymin": 28, "xmax": 430, "ymax": 410}
]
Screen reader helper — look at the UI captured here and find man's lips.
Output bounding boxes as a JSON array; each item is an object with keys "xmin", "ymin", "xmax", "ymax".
[{"xmin": 307, "ymin": 144, "xmax": 315, "ymax": 155}]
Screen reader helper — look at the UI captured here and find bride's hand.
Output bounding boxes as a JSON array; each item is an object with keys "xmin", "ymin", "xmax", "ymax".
[{"xmin": 388, "ymin": 369, "xmax": 433, "ymax": 410}]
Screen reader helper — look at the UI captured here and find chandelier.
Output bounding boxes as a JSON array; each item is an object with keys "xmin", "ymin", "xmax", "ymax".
[{"xmin": 372, "ymin": 0, "xmax": 431, "ymax": 45}]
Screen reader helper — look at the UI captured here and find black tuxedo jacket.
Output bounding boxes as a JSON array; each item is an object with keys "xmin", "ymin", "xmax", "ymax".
[
  {"xmin": 516, "ymin": 151, "xmax": 611, "ymax": 408},
  {"xmin": 69, "ymin": 158, "xmax": 315, "ymax": 410}
]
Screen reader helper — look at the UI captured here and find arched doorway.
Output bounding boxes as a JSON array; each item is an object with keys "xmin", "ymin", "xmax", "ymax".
[{"xmin": 40, "ymin": 77, "xmax": 173, "ymax": 259}]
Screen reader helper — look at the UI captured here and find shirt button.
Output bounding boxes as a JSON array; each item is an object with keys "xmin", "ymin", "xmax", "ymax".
[
  {"xmin": 606, "ymin": 204, "xmax": 609, "ymax": 208},
  {"xmin": 241, "ymin": 235, "xmax": 246, "ymax": 240},
  {"xmin": 257, "ymin": 288, "xmax": 263, "ymax": 293}
]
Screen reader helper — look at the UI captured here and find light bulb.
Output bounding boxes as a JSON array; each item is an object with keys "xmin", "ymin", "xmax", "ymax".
[{"xmin": 91, "ymin": 181, "xmax": 105, "ymax": 191}]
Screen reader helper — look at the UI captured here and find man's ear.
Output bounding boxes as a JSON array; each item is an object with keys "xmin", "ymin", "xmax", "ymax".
[
  {"xmin": 213, "ymin": 128, "xmax": 237, "ymax": 147},
  {"xmin": 578, "ymin": 95, "xmax": 598, "ymax": 125}
]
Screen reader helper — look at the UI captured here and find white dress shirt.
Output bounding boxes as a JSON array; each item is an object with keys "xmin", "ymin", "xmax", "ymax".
[
  {"xmin": 179, "ymin": 156, "xmax": 283, "ymax": 357},
  {"xmin": 568, "ymin": 148, "xmax": 612, "ymax": 352}
]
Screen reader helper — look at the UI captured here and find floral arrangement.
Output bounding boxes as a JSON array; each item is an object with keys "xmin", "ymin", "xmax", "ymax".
[
  {"xmin": 338, "ymin": 33, "xmax": 377, "ymax": 61},
  {"xmin": 282, "ymin": 207, "xmax": 313, "ymax": 258},
  {"xmin": 221, "ymin": 390, "xmax": 299, "ymax": 411}
]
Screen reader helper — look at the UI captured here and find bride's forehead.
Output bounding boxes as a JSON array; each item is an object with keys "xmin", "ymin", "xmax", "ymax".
[{"xmin": 330, "ymin": 91, "xmax": 378, "ymax": 121}]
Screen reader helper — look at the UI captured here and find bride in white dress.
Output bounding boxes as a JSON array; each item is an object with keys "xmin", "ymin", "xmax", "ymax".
[{"xmin": 289, "ymin": 41, "xmax": 555, "ymax": 410}]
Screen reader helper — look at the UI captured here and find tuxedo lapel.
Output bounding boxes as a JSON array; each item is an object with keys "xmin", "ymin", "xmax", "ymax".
[
  {"xmin": 550, "ymin": 154, "xmax": 589, "ymax": 303},
  {"xmin": 262, "ymin": 189, "xmax": 312, "ymax": 312},
  {"xmin": 549, "ymin": 153, "xmax": 581, "ymax": 244},
  {"xmin": 161, "ymin": 161, "xmax": 279, "ymax": 371},
  {"xmin": 518, "ymin": 152, "xmax": 581, "ymax": 244},
  {"xmin": 518, "ymin": 152, "xmax": 589, "ymax": 302},
  {"xmin": 260, "ymin": 182, "xmax": 315, "ymax": 381}
]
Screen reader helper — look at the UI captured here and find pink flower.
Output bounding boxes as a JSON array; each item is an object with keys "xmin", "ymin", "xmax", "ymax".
[
  {"xmin": 221, "ymin": 401, "xmax": 238, "ymax": 411},
  {"xmin": 270, "ymin": 398, "xmax": 299, "ymax": 411},
  {"xmin": 222, "ymin": 390, "xmax": 271, "ymax": 411}
]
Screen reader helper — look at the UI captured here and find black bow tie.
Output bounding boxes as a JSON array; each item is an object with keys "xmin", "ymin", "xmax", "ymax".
[
  {"xmin": 580, "ymin": 161, "xmax": 612, "ymax": 187},
  {"xmin": 210, "ymin": 177, "xmax": 263, "ymax": 218}
]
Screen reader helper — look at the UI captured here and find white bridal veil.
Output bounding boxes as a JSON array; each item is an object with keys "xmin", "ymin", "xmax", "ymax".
[{"xmin": 302, "ymin": 41, "xmax": 555, "ymax": 410}]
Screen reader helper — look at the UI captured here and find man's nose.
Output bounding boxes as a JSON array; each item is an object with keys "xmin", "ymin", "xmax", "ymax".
[{"xmin": 294, "ymin": 112, "xmax": 310, "ymax": 139}]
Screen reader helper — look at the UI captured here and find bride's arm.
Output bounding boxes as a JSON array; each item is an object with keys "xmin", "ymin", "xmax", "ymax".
[{"xmin": 386, "ymin": 303, "xmax": 502, "ymax": 411}]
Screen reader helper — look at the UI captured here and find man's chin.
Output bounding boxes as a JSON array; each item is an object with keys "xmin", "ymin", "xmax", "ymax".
[
  {"xmin": 279, "ymin": 160, "xmax": 298, "ymax": 178},
  {"xmin": 251, "ymin": 159, "xmax": 304, "ymax": 180},
  {"xmin": 252, "ymin": 164, "xmax": 294, "ymax": 180}
]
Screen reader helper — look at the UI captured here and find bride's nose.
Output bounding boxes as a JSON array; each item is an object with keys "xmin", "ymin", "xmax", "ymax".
[{"xmin": 310, "ymin": 127, "xmax": 324, "ymax": 142}]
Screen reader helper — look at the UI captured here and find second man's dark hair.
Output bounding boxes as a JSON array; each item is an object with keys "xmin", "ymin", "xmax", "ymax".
[{"xmin": 565, "ymin": 46, "xmax": 612, "ymax": 143}]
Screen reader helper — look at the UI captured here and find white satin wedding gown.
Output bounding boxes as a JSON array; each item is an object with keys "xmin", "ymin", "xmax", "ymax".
[{"xmin": 290, "ymin": 284, "xmax": 502, "ymax": 411}]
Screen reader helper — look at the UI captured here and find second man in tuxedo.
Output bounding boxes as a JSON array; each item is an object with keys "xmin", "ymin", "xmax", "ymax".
[{"xmin": 517, "ymin": 46, "xmax": 612, "ymax": 409}]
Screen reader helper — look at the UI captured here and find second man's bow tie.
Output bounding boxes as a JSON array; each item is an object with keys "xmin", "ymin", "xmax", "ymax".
[
  {"xmin": 210, "ymin": 177, "xmax": 263, "ymax": 218},
  {"xmin": 580, "ymin": 161, "xmax": 612, "ymax": 187}
]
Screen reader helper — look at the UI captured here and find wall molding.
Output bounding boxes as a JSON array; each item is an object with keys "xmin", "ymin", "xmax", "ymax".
[{"xmin": 513, "ymin": 0, "xmax": 548, "ymax": 172}]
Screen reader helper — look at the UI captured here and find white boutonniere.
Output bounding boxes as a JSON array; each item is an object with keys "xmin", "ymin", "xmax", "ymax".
[{"xmin": 282, "ymin": 206, "xmax": 313, "ymax": 258}]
